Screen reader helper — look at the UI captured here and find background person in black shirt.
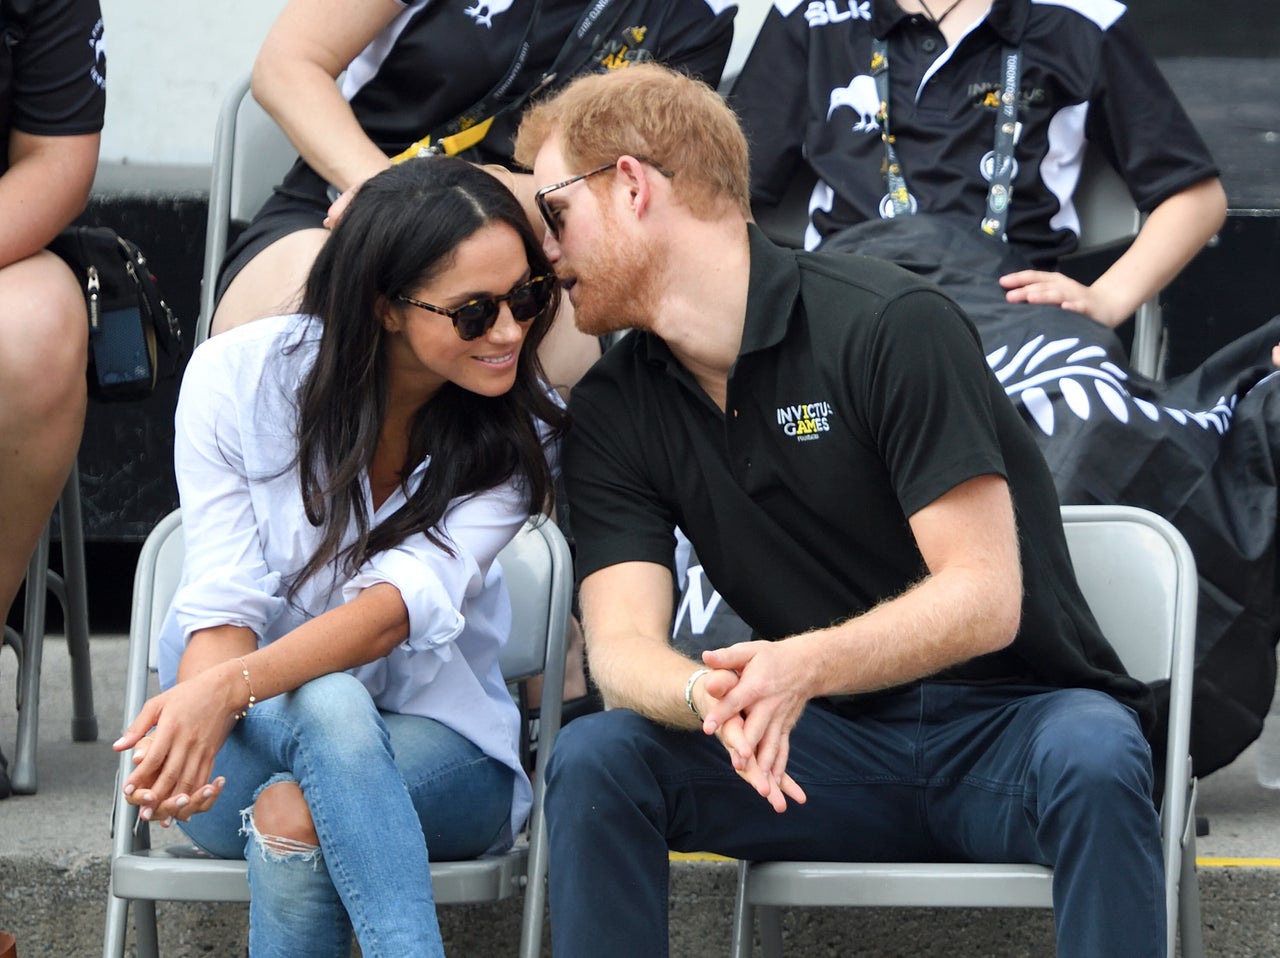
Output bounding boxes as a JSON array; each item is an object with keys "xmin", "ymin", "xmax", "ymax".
[
  {"xmin": 723, "ymin": 0, "xmax": 1280, "ymax": 779},
  {"xmin": 0, "ymin": 0, "xmax": 104, "ymax": 799}
]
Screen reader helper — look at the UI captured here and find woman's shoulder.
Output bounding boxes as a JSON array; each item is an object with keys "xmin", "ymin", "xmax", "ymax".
[
  {"xmin": 181, "ymin": 313, "xmax": 321, "ymax": 409},
  {"xmin": 189, "ymin": 314, "xmax": 318, "ymax": 371}
]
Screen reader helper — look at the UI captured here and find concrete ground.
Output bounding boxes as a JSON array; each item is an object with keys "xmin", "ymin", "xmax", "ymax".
[{"xmin": 2, "ymin": 634, "xmax": 1279, "ymax": 957}]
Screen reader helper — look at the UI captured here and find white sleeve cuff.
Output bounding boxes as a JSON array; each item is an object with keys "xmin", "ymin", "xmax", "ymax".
[{"xmin": 173, "ymin": 567, "xmax": 285, "ymax": 644}]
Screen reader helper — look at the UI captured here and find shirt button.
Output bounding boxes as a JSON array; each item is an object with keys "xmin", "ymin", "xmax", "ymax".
[
  {"xmin": 733, "ymin": 408, "xmax": 739, "ymax": 418},
  {"xmin": 922, "ymin": 37, "xmax": 938, "ymax": 53},
  {"xmin": 745, "ymin": 457, "xmax": 752, "ymax": 468}
]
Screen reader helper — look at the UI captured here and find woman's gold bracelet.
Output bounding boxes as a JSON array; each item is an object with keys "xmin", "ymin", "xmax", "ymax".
[{"xmin": 233, "ymin": 657, "xmax": 256, "ymax": 720}]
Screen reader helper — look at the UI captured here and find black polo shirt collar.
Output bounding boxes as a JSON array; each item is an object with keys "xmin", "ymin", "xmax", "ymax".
[
  {"xmin": 741, "ymin": 225, "xmax": 800, "ymax": 355},
  {"xmin": 872, "ymin": 0, "xmax": 1028, "ymax": 45}
]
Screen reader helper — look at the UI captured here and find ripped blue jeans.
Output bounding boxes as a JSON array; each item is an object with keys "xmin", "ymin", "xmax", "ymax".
[{"xmin": 177, "ymin": 671, "xmax": 514, "ymax": 958}]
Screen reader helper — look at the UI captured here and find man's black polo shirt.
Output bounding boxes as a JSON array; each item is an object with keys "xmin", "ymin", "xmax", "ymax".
[
  {"xmin": 730, "ymin": 0, "xmax": 1217, "ymax": 267},
  {"xmin": 564, "ymin": 226, "xmax": 1153, "ymax": 726}
]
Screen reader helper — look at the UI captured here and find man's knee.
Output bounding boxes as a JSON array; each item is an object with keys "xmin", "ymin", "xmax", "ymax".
[{"xmin": 1034, "ymin": 691, "xmax": 1153, "ymax": 800}]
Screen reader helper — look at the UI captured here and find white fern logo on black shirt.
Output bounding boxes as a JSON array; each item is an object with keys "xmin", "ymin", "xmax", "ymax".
[{"xmin": 986, "ymin": 335, "xmax": 1235, "ymax": 437}]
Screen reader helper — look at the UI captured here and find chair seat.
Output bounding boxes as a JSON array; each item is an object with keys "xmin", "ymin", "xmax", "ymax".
[
  {"xmin": 111, "ymin": 844, "xmax": 529, "ymax": 905},
  {"xmin": 111, "ymin": 849, "xmax": 250, "ymax": 902},
  {"xmin": 744, "ymin": 861, "xmax": 1053, "ymax": 909}
]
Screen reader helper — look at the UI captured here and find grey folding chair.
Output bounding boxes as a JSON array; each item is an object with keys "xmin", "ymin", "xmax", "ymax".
[
  {"xmin": 730, "ymin": 504, "xmax": 1202, "ymax": 958},
  {"xmin": 196, "ymin": 74, "xmax": 299, "ymax": 345},
  {"xmin": 102, "ymin": 510, "xmax": 571, "ymax": 958},
  {"xmin": 2, "ymin": 461, "xmax": 96, "ymax": 794}
]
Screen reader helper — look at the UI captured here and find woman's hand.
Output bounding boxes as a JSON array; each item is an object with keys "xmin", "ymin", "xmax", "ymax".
[
  {"xmin": 113, "ymin": 663, "xmax": 242, "ymax": 823},
  {"xmin": 127, "ymin": 729, "xmax": 226, "ymax": 827},
  {"xmin": 323, "ymin": 179, "xmax": 364, "ymax": 229}
]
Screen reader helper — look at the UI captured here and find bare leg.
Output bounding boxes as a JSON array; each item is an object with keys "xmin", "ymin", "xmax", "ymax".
[
  {"xmin": 254, "ymin": 779, "xmax": 320, "ymax": 847},
  {"xmin": 210, "ymin": 228, "xmax": 330, "ymax": 336},
  {"xmin": 0, "ymin": 251, "xmax": 87, "ymax": 615}
]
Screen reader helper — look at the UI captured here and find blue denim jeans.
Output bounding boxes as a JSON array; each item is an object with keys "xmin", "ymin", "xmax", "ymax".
[
  {"xmin": 178, "ymin": 671, "xmax": 514, "ymax": 958},
  {"xmin": 545, "ymin": 683, "xmax": 1164, "ymax": 958}
]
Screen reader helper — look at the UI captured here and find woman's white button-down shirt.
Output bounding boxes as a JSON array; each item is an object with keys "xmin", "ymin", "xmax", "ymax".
[{"xmin": 157, "ymin": 313, "xmax": 543, "ymax": 845}]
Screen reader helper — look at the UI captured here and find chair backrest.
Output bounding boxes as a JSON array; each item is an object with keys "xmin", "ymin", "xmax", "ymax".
[
  {"xmin": 1072, "ymin": 144, "xmax": 1142, "ymax": 255},
  {"xmin": 718, "ymin": 0, "xmax": 772, "ymax": 95},
  {"xmin": 497, "ymin": 517, "xmax": 570, "ymax": 682},
  {"xmin": 197, "ymin": 74, "xmax": 299, "ymax": 343},
  {"xmin": 1059, "ymin": 505, "xmax": 1198, "ymax": 770},
  {"xmin": 1069, "ymin": 148, "xmax": 1165, "ymax": 378},
  {"xmin": 1059, "ymin": 504, "xmax": 1190, "ymax": 684},
  {"xmin": 128, "ymin": 509, "xmax": 184, "ymax": 695}
]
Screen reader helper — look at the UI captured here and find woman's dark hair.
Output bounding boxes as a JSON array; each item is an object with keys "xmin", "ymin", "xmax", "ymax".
[{"xmin": 289, "ymin": 155, "xmax": 567, "ymax": 596}]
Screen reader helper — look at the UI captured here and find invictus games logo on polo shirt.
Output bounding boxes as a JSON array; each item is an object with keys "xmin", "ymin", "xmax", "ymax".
[{"xmin": 776, "ymin": 401, "xmax": 833, "ymax": 441}]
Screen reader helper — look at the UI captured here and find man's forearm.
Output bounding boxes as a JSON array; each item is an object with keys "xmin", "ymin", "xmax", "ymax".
[
  {"xmin": 783, "ymin": 560, "xmax": 1020, "ymax": 701},
  {"xmin": 585, "ymin": 623, "xmax": 711, "ymax": 729},
  {"xmin": 579, "ymin": 561, "xmax": 713, "ymax": 729}
]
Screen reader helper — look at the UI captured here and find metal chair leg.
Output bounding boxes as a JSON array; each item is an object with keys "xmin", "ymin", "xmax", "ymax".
[
  {"xmin": 1179, "ymin": 829, "xmax": 1205, "ymax": 958},
  {"xmin": 55, "ymin": 466, "xmax": 96, "ymax": 741},
  {"xmin": 8, "ymin": 466, "xmax": 95, "ymax": 794},
  {"xmin": 758, "ymin": 904, "xmax": 784, "ymax": 958},
  {"xmin": 101, "ymin": 894, "xmax": 129, "ymax": 958},
  {"xmin": 134, "ymin": 899, "xmax": 160, "ymax": 958},
  {"xmin": 731, "ymin": 860, "xmax": 754, "ymax": 958},
  {"xmin": 10, "ymin": 529, "xmax": 50, "ymax": 794}
]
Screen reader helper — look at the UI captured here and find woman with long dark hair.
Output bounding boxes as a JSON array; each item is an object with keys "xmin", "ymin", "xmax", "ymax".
[{"xmin": 113, "ymin": 156, "xmax": 566, "ymax": 957}]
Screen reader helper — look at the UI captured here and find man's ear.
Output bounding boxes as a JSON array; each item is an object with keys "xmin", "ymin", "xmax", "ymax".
[{"xmin": 615, "ymin": 155, "xmax": 654, "ymax": 218}]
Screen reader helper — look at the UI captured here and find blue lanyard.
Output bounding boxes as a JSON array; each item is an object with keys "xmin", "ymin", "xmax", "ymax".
[{"xmin": 869, "ymin": 37, "xmax": 1022, "ymax": 240}]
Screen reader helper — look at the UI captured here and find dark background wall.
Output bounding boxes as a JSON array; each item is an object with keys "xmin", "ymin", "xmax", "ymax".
[{"xmin": 1125, "ymin": 1, "xmax": 1279, "ymax": 58}]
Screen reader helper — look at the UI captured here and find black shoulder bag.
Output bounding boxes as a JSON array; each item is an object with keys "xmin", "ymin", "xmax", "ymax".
[{"xmin": 49, "ymin": 226, "xmax": 186, "ymax": 401}]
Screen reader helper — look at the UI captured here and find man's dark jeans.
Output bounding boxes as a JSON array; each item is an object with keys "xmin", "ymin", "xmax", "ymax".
[{"xmin": 545, "ymin": 683, "xmax": 1163, "ymax": 958}]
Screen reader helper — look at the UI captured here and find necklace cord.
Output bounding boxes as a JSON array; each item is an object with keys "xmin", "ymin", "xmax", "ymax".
[{"xmin": 917, "ymin": 0, "xmax": 965, "ymax": 25}]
